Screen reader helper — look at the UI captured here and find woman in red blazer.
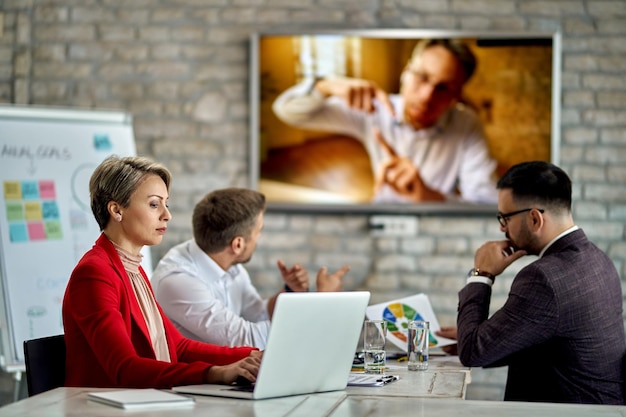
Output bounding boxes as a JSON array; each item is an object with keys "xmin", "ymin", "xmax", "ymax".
[{"xmin": 62, "ymin": 155, "xmax": 261, "ymax": 388}]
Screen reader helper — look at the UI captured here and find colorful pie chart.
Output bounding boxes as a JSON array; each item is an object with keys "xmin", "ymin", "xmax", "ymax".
[{"xmin": 382, "ymin": 302, "xmax": 438, "ymax": 346}]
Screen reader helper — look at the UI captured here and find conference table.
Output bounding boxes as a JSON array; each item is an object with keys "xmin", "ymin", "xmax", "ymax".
[
  {"xmin": 0, "ymin": 356, "xmax": 623, "ymax": 417},
  {"xmin": 346, "ymin": 355, "xmax": 470, "ymax": 399}
]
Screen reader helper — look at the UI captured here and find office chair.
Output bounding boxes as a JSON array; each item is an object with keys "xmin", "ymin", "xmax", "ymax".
[{"xmin": 23, "ymin": 334, "xmax": 66, "ymax": 396}]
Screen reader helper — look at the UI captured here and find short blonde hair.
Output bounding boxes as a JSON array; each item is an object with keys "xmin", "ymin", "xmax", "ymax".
[{"xmin": 89, "ymin": 155, "xmax": 171, "ymax": 230}]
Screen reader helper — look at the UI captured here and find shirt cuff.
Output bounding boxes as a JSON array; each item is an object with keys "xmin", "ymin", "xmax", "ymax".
[{"xmin": 465, "ymin": 276, "xmax": 494, "ymax": 286}]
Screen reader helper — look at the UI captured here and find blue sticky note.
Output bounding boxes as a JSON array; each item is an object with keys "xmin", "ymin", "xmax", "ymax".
[
  {"xmin": 9, "ymin": 223, "xmax": 28, "ymax": 242},
  {"xmin": 94, "ymin": 134, "xmax": 112, "ymax": 151},
  {"xmin": 21, "ymin": 181, "xmax": 39, "ymax": 200},
  {"xmin": 42, "ymin": 201, "xmax": 60, "ymax": 220}
]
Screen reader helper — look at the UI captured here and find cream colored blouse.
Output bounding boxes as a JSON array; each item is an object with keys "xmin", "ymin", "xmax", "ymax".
[{"xmin": 114, "ymin": 243, "xmax": 171, "ymax": 362}]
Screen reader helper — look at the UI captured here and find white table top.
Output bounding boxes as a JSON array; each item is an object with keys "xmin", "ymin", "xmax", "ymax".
[
  {"xmin": 347, "ymin": 355, "xmax": 470, "ymax": 399},
  {"xmin": 336, "ymin": 396, "xmax": 626, "ymax": 417},
  {"xmin": 1, "ymin": 386, "xmax": 624, "ymax": 417},
  {"xmin": 0, "ymin": 356, "xmax": 470, "ymax": 416},
  {"xmin": 1, "ymin": 355, "xmax": 621, "ymax": 416},
  {"xmin": 0, "ymin": 387, "xmax": 347, "ymax": 417}
]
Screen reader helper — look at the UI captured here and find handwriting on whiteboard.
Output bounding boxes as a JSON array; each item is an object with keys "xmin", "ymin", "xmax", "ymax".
[{"xmin": 0, "ymin": 144, "xmax": 72, "ymax": 161}]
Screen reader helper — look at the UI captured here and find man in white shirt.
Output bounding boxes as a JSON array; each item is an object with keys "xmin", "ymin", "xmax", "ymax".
[
  {"xmin": 272, "ymin": 38, "xmax": 498, "ymax": 204},
  {"xmin": 152, "ymin": 188, "xmax": 349, "ymax": 349}
]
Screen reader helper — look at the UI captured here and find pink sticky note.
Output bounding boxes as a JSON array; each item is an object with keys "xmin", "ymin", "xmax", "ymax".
[
  {"xmin": 28, "ymin": 222, "xmax": 47, "ymax": 240},
  {"xmin": 39, "ymin": 180, "xmax": 56, "ymax": 199}
]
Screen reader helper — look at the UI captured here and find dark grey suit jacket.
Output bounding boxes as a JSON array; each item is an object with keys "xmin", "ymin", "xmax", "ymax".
[{"xmin": 457, "ymin": 229, "xmax": 625, "ymax": 404}]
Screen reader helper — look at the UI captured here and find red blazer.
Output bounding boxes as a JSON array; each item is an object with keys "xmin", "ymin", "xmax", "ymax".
[{"xmin": 62, "ymin": 234, "xmax": 255, "ymax": 388}]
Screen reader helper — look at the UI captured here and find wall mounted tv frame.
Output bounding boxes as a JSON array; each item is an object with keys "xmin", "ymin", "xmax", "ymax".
[{"xmin": 249, "ymin": 29, "xmax": 561, "ymax": 215}]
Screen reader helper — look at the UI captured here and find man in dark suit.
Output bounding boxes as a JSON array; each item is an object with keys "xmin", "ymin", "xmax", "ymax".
[{"xmin": 454, "ymin": 161, "xmax": 625, "ymax": 404}]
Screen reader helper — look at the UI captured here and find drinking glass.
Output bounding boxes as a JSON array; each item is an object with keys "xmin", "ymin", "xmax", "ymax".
[
  {"xmin": 407, "ymin": 320, "xmax": 429, "ymax": 371},
  {"xmin": 363, "ymin": 320, "xmax": 387, "ymax": 374}
]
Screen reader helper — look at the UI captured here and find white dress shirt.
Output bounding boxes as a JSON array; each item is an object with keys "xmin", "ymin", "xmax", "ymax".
[
  {"xmin": 152, "ymin": 239, "xmax": 270, "ymax": 349},
  {"xmin": 272, "ymin": 79, "xmax": 498, "ymax": 204}
]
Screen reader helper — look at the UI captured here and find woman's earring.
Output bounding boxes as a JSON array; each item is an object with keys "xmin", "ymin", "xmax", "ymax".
[{"xmin": 116, "ymin": 215, "xmax": 122, "ymax": 222}]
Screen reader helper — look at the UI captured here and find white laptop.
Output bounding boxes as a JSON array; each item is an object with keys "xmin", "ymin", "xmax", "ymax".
[{"xmin": 173, "ymin": 291, "xmax": 370, "ymax": 400}]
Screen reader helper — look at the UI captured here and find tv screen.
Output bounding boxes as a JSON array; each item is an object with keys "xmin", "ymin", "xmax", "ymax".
[{"xmin": 249, "ymin": 29, "xmax": 561, "ymax": 214}]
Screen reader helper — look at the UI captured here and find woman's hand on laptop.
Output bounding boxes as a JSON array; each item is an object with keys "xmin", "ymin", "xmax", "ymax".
[{"xmin": 204, "ymin": 350, "xmax": 263, "ymax": 385}]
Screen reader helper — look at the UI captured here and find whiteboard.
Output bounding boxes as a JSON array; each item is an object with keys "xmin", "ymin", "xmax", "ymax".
[{"xmin": 0, "ymin": 105, "xmax": 152, "ymax": 371}]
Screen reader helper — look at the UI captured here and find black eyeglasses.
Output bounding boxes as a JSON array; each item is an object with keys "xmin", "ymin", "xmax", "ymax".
[{"xmin": 497, "ymin": 208, "xmax": 544, "ymax": 227}]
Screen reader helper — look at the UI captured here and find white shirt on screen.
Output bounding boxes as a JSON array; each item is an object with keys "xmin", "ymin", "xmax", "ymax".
[{"xmin": 272, "ymin": 79, "xmax": 498, "ymax": 204}]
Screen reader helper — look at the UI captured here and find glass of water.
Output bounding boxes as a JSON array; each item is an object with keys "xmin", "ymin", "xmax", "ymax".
[
  {"xmin": 407, "ymin": 320, "xmax": 429, "ymax": 371},
  {"xmin": 363, "ymin": 319, "xmax": 387, "ymax": 374}
]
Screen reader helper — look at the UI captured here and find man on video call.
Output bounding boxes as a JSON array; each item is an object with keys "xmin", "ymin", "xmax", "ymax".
[{"xmin": 272, "ymin": 38, "xmax": 498, "ymax": 204}]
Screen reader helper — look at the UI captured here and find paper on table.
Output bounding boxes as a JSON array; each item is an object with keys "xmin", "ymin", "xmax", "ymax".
[
  {"xmin": 365, "ymin": 293, "xmax": 457, "ymax": 352},
  {"xmin": 88, "ymin": 389, "xmax": 195, "ymax": 410},
  {"xmin": 348, "ymin": 373, "xmax": 399, "ymax": 387}
]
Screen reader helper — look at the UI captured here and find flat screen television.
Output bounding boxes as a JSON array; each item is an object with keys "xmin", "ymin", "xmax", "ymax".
[{"xmin": 249, "ymin": 29, "xmax": 561, "ymax": 214}]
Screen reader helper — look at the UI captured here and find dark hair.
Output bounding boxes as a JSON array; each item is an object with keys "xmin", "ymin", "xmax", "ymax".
[
  {"xmin": 410, "ymin": 38, "xmax": 477, "ymax": 83},
  {"xmin": 90, "ymin": 155, "xmax": 171, "ymax": 231},
  {"xmin": 497, "ymin": 161, "xmax": 572, "ymax": 212},
  {"xmin": 192, "ymin": 188, "xmax": 266, "ymax": 254}
]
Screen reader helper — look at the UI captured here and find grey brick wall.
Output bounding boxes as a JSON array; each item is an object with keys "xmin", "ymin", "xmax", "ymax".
[{"xmin": 1, "ymin": 0, "xmax": 625, "ymax": 403}]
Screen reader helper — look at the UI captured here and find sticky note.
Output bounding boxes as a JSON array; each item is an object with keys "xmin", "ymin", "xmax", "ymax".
[
  {"xmin": 3, "ymin": 181, "xmax": 22, "ymax": 200},
  {"xmin": 39, "ymin": 180, "xmax": 56, "ymax": 199},
  {"xmin": 24, "ymin": 201, "xmax": 43, "ymax": 220},
  {"xmin": 21, "ymin": 181, "xmax": 39, "ymax": 200},
  {"xmin": 28, "ymin": 222, "xmax": 47, "ymax": 240},
  {"xmin": 9, "ymin": 223, "xmax": 28, "ymax": 243},
  {"xmin": 42, "ymin": 201, "xmax": 60, "ymax": 220},
  {"xmin": 6, "ymin": 202, "xmax": 24, "ymax": 221},
  {"xmin": 94, "ymin": 134, "xmax": 112, "ymax": 151},
  {"xmin": 45, "ymin": 221, "xmax": 63, "ymax": 239}
]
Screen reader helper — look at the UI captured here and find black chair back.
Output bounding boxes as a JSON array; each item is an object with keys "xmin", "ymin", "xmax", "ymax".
[{"xmin": 23, "ymin": 334, "xmax": 66, "ymax": 396}]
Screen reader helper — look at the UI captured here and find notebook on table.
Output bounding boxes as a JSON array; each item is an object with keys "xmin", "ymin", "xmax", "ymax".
[
  {"xmin": 173, "ymin": 291, "xmax": 371, "ymax": 400},
  {"xmin": 88, "ymin": 389, "xmax": 194, "ymax": 410}
]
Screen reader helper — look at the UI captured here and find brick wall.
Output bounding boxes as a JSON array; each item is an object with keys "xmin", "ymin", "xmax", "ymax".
[{"xmin": 1, "ymin": 0, "xmax": 625, "ymax": 402}]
